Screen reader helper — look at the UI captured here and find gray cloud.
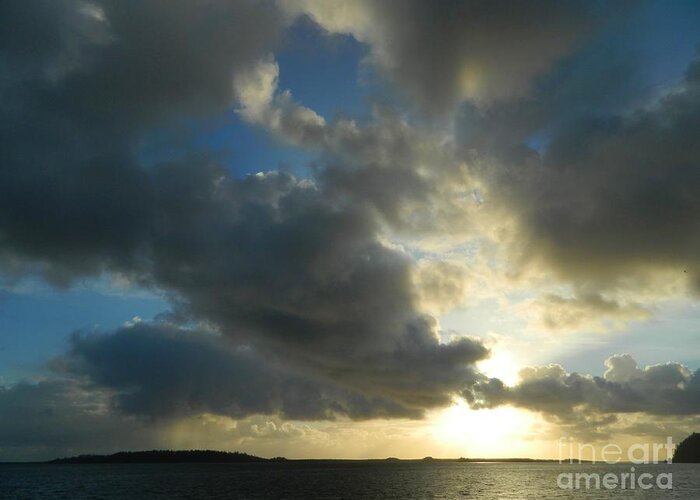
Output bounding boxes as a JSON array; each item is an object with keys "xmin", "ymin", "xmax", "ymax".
[
  {"xmin": 233, "ymin": 60, "xmax": 477, "ymax": 237},
  {"xmin": 86, "ymin": 318, "xmax": 485, "ymax": 419},
  {"xmin": 60, "ymin": 322, "xmax": 435, "ymax": 420},
  {"xmin": 0, "ymin": 379, "xmax": 159, "ymax": 461},
  {"xmin": 0, "ymin": 0, "xmax": 492, "ymax": 429},
  {"xmin": 0, "ymin": 0, "xmax": 284, "ymax": 281},
  {"xmin": 468, "ymin": 354, "xmax": 700, "ymax": 426},
  {"xmin": 476, "ymin": 56, "xmax": 700, "ymax": 294},
  {"xmin": 141, "ymin": 168, "xmax": 489, "ymax": 412},
  {"xmin": 4, "ymin": 0, "xmax": 700, "ymax": 459},
  {"xmin": 0, "ymin": 373, "xmax": 323, "ymax": 461},
  {"xmin": 287, "ymin": 0, "xmax": 609, "ymax": 112},
  {"xmin": 528, "ymin": 292, "xmax": 651, "ymax": 333}
]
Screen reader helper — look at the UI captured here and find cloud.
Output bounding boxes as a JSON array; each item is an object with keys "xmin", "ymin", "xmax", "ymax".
[
  {"xmin": 3, "ymin": 0, "xmax": 700, "ymax": 459},
  {"xmin": 473, "ymin": 56, "xmax": 700, "ymax": 296},
  {"xmin": 284, "ymin": 0, "xmax": 607, "ymax": 112},
  {"xmin": 0, "ymin": 317, "xmax": 491, "ymax": 458},
  {"xmin": 236, "ymin": 2, "xmax": 696, "ymax": 335},
  {"xmin": 234, "ymin": 57, "xmax": 483, "ymax": 240},
  {"xmin": 139, "ymin": 167, "xmax": 488, "ymax": 408},
  {"xmin": 233, "ymin": 57, "xmax": 327, "ymax": 146},
  {"xmin": 0, "ymin": 0, "xmax": 285, "ymax": 281},
  {"xmin": 0, "ymin": 1, "xmax": 491, "ymax": 431},
  {"xmin": 412, "ymin": 260, "xmax": 473, "ymax": 315},
  {"xmin": 523, "ymin": 292, "xmax": 651, "ymax": 333},
  {"xmin": 439, "ymin": 37, "xmax": 700, "ymax": 333},
  {"xmin": 60, "ymin": 322, "xmax": 436, "ymax": 420},
  {"xmin": 468, "ymin": 354, "xmax": 700, "ymax": 435},
  {"xmin": 0, "ymin": 379, "xmax": 159, "ymax": 461}
]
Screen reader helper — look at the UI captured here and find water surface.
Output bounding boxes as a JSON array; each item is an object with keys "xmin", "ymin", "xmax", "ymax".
[{"xmin": 2, "ymin": 461, "xmax": 697, "ymax": 499}]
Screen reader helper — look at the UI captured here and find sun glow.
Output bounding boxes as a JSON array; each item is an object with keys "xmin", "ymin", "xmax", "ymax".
[
  {"xmin": 477, "ymin": 349, "xmax": 521, "ymax": 386},
  {"xmin": 431, "ymin": 400, "xmax": 541, "ymax": 458}
]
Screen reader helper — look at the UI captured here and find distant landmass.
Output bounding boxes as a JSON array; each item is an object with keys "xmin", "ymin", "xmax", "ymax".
[
  {"xmin": 46, "ymin": 450, "xmax": 566, "ymax": 464},
  {"xmin": 48, "ymin": 450, "xmax": 283, "ymax": 464},
  {"xmin": 673, "ymin": 433, "xmax": 700, "ymax": 463}
]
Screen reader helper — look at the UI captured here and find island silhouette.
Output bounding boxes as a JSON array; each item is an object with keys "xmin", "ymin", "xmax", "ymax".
[
  {"xmin": 50, "ymin": 432, "xmax": 700, "ymax": 464},
  {"xmin": 673, "ymin": 432, "xmax": 700, "ymax": 463},
  {"xmin": 48, "ymin": 450, "xmax": 281, "ymax": 464},
  {"xmin": 45, "ymin": 450, "xmax": 564, "ymax": 464}
]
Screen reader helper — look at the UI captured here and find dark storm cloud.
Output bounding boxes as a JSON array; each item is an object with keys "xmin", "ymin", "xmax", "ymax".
[
  {"xmin": 2, "ymin": 114, "xmax": 488, "ymax": 419},
  {"xmin": 455, "ymin": 14, "xmax": 649, "ymax": 159},
  {"xmin": 468, "ymin": 354, "xmax": 700, "ymax": 420},
  {"xmin": 140, "ymin": 167, "xmax": 488, "ymax": 415},
  {"xmin": 0, "ymin": 0, "xmax": 491, "ymax": 424},
  {"xmin": 0, "ymin": 379, "xmax": 159, "ymax": 461},
  {"xmin": 60, "ymin": 322, "xmax": 428, "ymax": 420},
  {"xmin": 6, "ymin": 0, "xmax": 699, "ymax": 454},
  {"xmin": 368, "ymin": 0, "xmax": 606, "ymax": 110},
  {"xmin": 84, "ymin": 159, "xmax": 489, "ymax": 414},
  {"xmin": 290, "ymin": 0, "xmax": 616, "ymax": 113},
  {"xmin": 0, "ymin": 0, "xmax": 284, "ymax": 281},
  {"xmin": 477, "ymin": 56, "xmax": 700, "ymax": 291}
]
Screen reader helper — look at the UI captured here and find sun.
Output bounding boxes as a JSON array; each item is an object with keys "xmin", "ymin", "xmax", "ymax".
[
  {"xmin": 427, "ymin": 347, "xmax": 542, "ymax": 458},
  {"xmin": 431, "ymin": 400, "xmax": 540, "ymax": 458},
  {"xmin": 477, "ymin": 349, "xmax": 521, "ymax": 386}
]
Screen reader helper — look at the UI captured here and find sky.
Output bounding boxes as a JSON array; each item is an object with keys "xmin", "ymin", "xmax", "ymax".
[{"xmin": 2, "ymin": 0, "xmax": 700, "ymax": 462}]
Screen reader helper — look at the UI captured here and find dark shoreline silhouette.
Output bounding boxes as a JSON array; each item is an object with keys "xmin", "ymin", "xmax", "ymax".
[
  {"xmin": 673, "ymin": 433, "xmax": 700, "ymax": 463},
  {"xmin": 40, "ymin": 450, "xmax": 581, "ymax": 465},
  {"xmin": 47, "ymin": 450, "xmax": 278, "ymax": 464}
]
